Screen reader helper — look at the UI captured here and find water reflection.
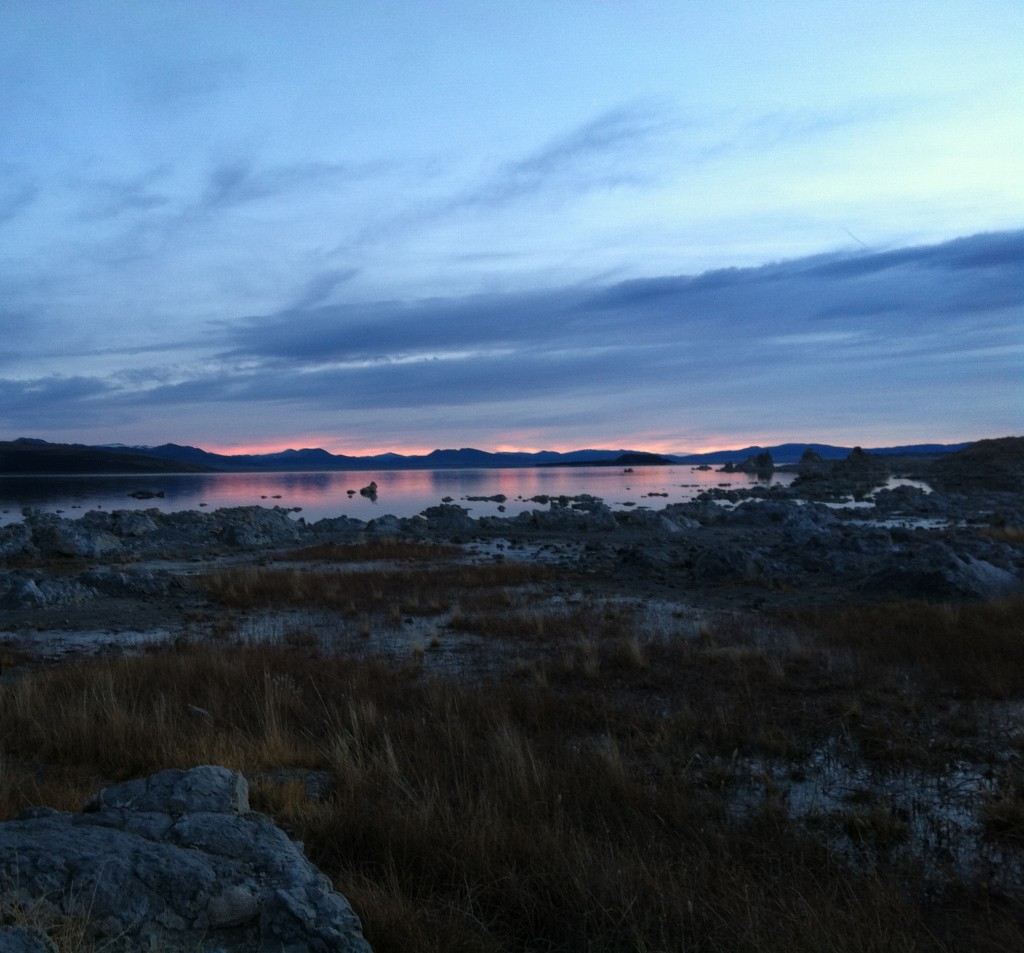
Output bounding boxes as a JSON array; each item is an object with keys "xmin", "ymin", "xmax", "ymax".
[{"xmin": 0, "ymin": 467, "xmax": 795, "ymax": 527}]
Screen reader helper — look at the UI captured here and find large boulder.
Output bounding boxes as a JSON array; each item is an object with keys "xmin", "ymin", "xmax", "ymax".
[
  {"xmin": 0, "ymin": 572, "xmax": 96, "ymax": 609},
  {"xmin": 216, "ymin": 507, "xmax": 302, "ymax": 548},
  {"xmin": 721, "ymin": 499, "xmax": 838, "ymax": 535},
  {"xmin": 79, "ymin": 567, "xmax": 178, "ymax": 597},
  {"xmin": 310, "ymin": 515, "xmax": 367, "ymax": 535},
  {"xmin": 417, "ymin": 503, "xmax": 477, "ymax": 533},
  {"xmin": 860, "ymin": 541, "xmax": 1020, "ymax": 600},
  {"xmin": 365, "ymin": 514, "xmax": 403, "ymax": 535},
  {"xmin": 690, "ymin": 544, "xmax": 771, "ymax": 586},
  {"xmin": 661, "ymin": 501, "xmax": 722, "ymax": 526},
  {"xmin": 734, "ymin": 450, "xmax": 774, "ymax": 477},
  {"xmin": 111, "ymin": 509, "xmax": 160, "ymax": 537},
  {"xmin": 0, "ymin": 521, "xmax": 32, "ymax": 558},
  {"xmin": 23, "ymin": 511, "xmax": 121, "ymax": 558},
  {"xmin": 615, "ymin": 507, "xmax": 685, "ymax": 535},
  {"xmin": 513, "ymin": 499, "xmax": 618, "ymax": 532},
  {"xmin": 0, "ymin": 765, "xmax": 372, "ymax": 953}
]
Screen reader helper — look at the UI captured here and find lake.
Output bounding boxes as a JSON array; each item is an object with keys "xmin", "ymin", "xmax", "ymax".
[{"xmin": 0, "ymin": 466, "xmax": 796, "ymax": 527}]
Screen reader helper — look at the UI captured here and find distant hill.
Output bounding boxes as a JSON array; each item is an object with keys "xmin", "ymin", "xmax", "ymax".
[
  {"xmin": 671, "ymin": 442, "xmax": 974, "ymax": 465},
  {"xmin": 0, "ymin": 437, "xmax": 978, "ymax": 475},
  {"xmin": 135, "ymin": 443, "xmax": 364, "ymax": 471},
  {"xmin": 0, "ymin": 439, "xmax": 210, "ymax": 474},
  {"xmin": 916, "ymin": 436, "xmax": 1024, "ymax": 492},
  {"xmin": 541, "ymin": 452, "xmax": 675, "ymax": 468},
  {"xmin": 103, "ymin": 444, "xmax": 640, "ymax": 471}
]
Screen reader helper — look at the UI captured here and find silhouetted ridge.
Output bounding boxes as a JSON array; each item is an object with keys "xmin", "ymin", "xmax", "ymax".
[{"xmin": 0, "ymin": 437, "xmax": 982, "ymax": 475}]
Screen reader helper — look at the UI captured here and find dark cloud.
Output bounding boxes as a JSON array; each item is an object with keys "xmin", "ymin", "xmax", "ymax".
[
  {"xmin": 929, "ymin": 231, "xmax": 1024, "ymax": 271},
  {"xmin": 222, "ymin": 230, "xmax": 1023, "ymax": 366},
  {"xmin": 802, "ymin": 230, "xmax": 1024, "ymax": 279},
  {"xmin": 209, "ymin": 229, "xmax": 1022, "ymax": 411},
  {"xmin": 4, "ymin": 230, "xmax": 1019, "ymax": 442},
  {"xmin": 586, "ymin": 231, "xmax": 1024, "ymax": 327},
  {"xmin": 222, "ymin": 287, "xmax": 586, "ymax": 364}
]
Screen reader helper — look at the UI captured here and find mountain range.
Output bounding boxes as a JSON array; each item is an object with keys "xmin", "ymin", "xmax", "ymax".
[{"xmin": 0, "ymin": 437, "xmax": 975, "ymax": 475}]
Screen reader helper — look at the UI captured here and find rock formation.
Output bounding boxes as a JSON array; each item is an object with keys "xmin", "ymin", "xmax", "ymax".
[
  {"xmin": 0, "ymin": 765, "xmax": 372, "ymax": 953},
  {"xmin": 735, "ymin": 450, "xmax": 775, "ymax": 478}
]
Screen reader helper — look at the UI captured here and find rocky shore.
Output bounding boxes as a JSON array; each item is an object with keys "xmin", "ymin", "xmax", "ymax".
[{"xmin": 2, "ymin": 442, "xmax": 1021, "ymax": 628}]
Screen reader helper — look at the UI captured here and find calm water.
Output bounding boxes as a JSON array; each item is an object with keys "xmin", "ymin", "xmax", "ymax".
[{"xmin": 0, "ymin": 467, "xmax": 795, "ymax": 527}]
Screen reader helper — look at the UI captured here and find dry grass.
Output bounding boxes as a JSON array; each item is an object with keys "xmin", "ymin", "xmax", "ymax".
[
  {"xmin": 0, "ymin": 634, "xmax": 1016, "ymax": 952},
  {"xmin": 277, "ymin": 539, "xmax": 464, "ymax": 563},
  {"xmin": 785, "ymin": 597, "xmax": 1024, "ymax": 698},
  {"xmin": 0, "ymin": 643, "xmax": 921, "ymax": 951},
  {"xmin": 2, "ymin": 587, "xmax": 1024, "ymax": 950},
  {"xmin": 0, "ymin": 895, "xmax": 95, "ymax": 953},
  {"xmin": 982, "ymin": 766, "xmax": 1024, "ymax": 842},
  {"xmin": 978, "ymin": 527, "xmax": 1024, "ymax": 544},
  {"xmin": 449, "ymin": 598, "xmax": 635, "ymax": 644},
  {"xmin": 197, "ymin": 561, "xmax": 552, "ymax": 618}
]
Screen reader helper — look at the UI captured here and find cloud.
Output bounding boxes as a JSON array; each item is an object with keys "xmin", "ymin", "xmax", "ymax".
[
  {"xmin": 221, "ymin": 284, "xmax": 601, "ymax": 367},
  {"xmin": 0, "ymin": 181, "xmax": 38, "ymax": 224},
  {"xmin": 736, "ymin": 100, "xmax": 905, "ymax": 151},
  {"xmin": 801, "ymin": 229, "xmax": 1024, "ymax": 279},
  {"xmin": 228, "ymin": 231, "xmax": 1022, "ymax": 363},
  {"xmin": 4, "ymin": 230, "xmax": 1020, "ymax": 445},
  {"xmin": 93, "ymin": 230, "xmax": 983, "ymax": 433},
  {"xmin": 0, "ymin": 376, "xmax": 116, "ymax": 429},
  {"xmin": 129, "ymin": 346, "xmax": 636, "ymax": 411},
  {"xmin": 201, "ymin": 162, "xmax": 266, "ymax": 209},
  {"xmin": 350, "ymin": 103, "xmax": 674, "ymax": 246},
  {"xmin": 200, "ymin": 159, "xmax": 390, "ymax": 210},
  {"xmin": 454, "ymin": 102, "xmax": 671, "ymax": 209},
  {"xmin": 287, "ymin": 269, "xmax": 360, "ymax": 311},
  {"xmin": 79, "ymin": 170, "xmax": 170, "ymax": 220},
  {"xmin": 130, "ymin": 54, "xmax": 242, "ymax": 111},
  {"xmin": 586, "ymin": 230, "xmax": 1024, "ymax": 325}
]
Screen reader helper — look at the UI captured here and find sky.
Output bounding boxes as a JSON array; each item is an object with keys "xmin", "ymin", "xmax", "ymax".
[{"xmin": 1, "ymin": 1, "xmax": 1021, "ymax": 456}]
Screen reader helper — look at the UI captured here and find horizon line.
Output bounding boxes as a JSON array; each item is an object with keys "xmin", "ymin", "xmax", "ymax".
[{"xmin": 9, "ymin": 433, "xmax": 1001, "ymax": 460}]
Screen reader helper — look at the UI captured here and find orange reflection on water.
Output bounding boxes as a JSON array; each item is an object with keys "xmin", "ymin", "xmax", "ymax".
[
  {"xmin": 174, "ymin": 466, "xmax": 794, "ymax": 522},
  {"xmin": 0, "ymin": 466, "xmax": 795, "ymax": 527}
]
